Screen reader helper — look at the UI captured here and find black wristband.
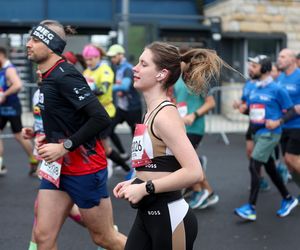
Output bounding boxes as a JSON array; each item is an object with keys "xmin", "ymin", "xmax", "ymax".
[
  {"xmin": 194, "ymin": 111, "xmax": 199, "ymax": 118},
  {"xmin": 282, "ymin": 107, "xmax": 297, "ymax": 124}
]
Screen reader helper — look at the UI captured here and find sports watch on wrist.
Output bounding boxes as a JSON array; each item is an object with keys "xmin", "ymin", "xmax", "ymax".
[
  {"xmin": 145, "ymin": 180, "xmax": 155, "ymax": 195},
  {"xmin": 63, "ymin": 139, "xmax": 73, "ymax": 151}
]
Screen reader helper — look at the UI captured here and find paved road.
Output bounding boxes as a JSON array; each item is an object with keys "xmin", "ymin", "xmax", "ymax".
[{"xmin": 0, "ymin": 133, "xmax": 299, "ymax": 250}]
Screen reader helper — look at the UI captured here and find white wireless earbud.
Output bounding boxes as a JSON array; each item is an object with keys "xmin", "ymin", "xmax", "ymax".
[{"xmin": 156, "ymin": 73, "xmax": 163, "ymax": 78}]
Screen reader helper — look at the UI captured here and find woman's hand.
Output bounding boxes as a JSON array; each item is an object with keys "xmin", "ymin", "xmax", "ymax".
[
  {"xmin": 114, "ymin": 180, "xmax": 147, "ymax": 204},
  {"xmin": 37, "ymin": 143, "xmax": 68, "ymax": 162},
  {"xmin": 113, "ymin": 179, "xmax": 135, "ymax": 198}
]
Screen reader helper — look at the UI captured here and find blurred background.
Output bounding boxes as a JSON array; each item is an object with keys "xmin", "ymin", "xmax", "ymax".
[{"xmin": 0, "ymin": 0, "xmax": 299, "ymax": 138}]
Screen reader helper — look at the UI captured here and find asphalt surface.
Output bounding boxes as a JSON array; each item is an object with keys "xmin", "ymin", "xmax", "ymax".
[{"xmin": 0, "ymin": 133, "xmax": 299, "ymax": 250}]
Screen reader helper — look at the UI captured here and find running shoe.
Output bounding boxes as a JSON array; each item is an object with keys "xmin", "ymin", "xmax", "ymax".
[
  {"xmin": 182, "ymin": 187, "xmax": 194, "ymax": 198},
  {"xmin": 188, "ymin": 189, "xmax": 209, "ymax": 209},
  {"xmin": 0, "ymin": 165, "xmax": 7, "ymax": 176},
  {"xmin": 199, "ymin": 155, "xmax": 207, "ymax": 172},
  {"xmin": 276, "ymin": 197, "xmax": 298, "ymax": 217},
  {"xmin": 29, "ymin": 162, "xmax": 39, "ymax": 177},
  {"xmin": 259, "ymin": 177, "xmax": 271, "ymax": 192},
  {"xmin": 125, "ymin": 168, "xmax": 136, "ymax": 181},
  {"xmin": 234, "ymin": 203, "xmax": 256, "ymax": 221},
  {"xmin": 198, "ymin": 193, "xmax": 219, "ymax": 209}
]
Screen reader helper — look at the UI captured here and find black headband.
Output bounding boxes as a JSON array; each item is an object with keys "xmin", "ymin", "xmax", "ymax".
[{"xmin": 30, "ymin": 24, "xmax": 66, "ymax": 55}]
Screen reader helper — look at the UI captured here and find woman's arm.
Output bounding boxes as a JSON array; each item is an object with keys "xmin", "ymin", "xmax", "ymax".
[{"xmin": 151, "ymin": 106, "xmax": 204, "ymax": 192}]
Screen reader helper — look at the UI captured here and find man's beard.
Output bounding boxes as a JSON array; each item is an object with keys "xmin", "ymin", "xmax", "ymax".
[
  {"xmin": 251, "ymin": 72, "xmax": 262, "ymax": 80},
  {"xmin": 28, "ymin": 54, "xmax": 48, "ymax": 64},
  {"xmin": 277, "ymin": 65, "xmax": 287, "ymax": 72}
]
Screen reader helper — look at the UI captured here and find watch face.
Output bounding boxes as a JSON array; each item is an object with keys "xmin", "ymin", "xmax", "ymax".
[
  {"xmin": 64, "ymin": 139, "xmax": 73, "ymax": 149},
  {"xmin": 146, "ymin": 180, "xmax": 155, "ymax": 194}
]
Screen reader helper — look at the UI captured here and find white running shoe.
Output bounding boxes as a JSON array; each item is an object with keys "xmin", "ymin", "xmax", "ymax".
[
  {"xmin": 198, "ymin": 193, "xmax": 219, "ymax": 209},
  {"xmin": 0, "ymin": 165, "xmax": 7, "ymax": 176}
]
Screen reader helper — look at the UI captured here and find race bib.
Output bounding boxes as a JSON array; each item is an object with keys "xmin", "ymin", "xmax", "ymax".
[
  {"xmin": 250, "ymin": 104, "xmax": 266, "ymax": 124},
  {"xmin": 131, "ymin": 124, "xmax": 152, "ymax": 168},
  {"xmin": 85, "ymin": 77, "xmax": 96, "ymax": 91},
  {"xmin": 177, "ymin": 102, "xmax": 188, "ymax": 117},
  {"xmin": 39, "ymin": 158, "xmax": 63, "ymax": 188}
]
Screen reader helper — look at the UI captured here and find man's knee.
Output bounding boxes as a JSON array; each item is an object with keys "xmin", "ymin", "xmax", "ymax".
[
  {"xmin": 34, "ymin": 226, "xmax": 55, "ymax": 247},
  {"xmin": 284, "ymin": 153, "xmax": 299, "ymax": 170},
  {"xmin": 92, "ymin": 231, "xmax": 114, "ymax": 248}
]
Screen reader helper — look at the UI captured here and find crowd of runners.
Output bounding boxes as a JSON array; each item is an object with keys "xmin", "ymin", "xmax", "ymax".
[{"xmin": 0, "ymin": 19, "xmax": 300, "ymax": 249}]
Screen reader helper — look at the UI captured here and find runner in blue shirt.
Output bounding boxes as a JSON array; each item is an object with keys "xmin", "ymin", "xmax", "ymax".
[
  {"xmin": 233, "ymin": 62, "xmax": 271, "ymax": 191},
  {"xmin": 271, "ymin": 48, "xmax": 300, "ymax": 198},
  {"xmin": 0, "ymin": 46, "xmax": 38, "ymax": 176},
  {"xmin": 234, "ymin": 55, "xmax": 298, "ymax": 221}
]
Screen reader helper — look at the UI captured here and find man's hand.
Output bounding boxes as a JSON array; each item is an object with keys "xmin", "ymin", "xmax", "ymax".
[
  {"xmin": 233, "ymin": 100, "xmax": 241, "ymax": 109},
  {"xmin": 22, "ymin": 127, "xmax": 34, "ymax": 139},
  {"xmin": 37, "ymin": 143, "xmax": 68, "ymax": 162},
  {"xmin": 295, "ymin": 104, "xmax": 300, "ymax": 115},
  {"xmin": 265, "ymin": 119, "xmax": 281, "ymax": 130},
  {"xmin": 183, "ymin": 113, "xmax": 196, "ymax": 126},
  {"xmin": 0, "ymin": 93, "xmax": 6, "ymax": 104},
  {"xmin": 238, "ymin": 103, "xmax": 248, "ymax": 114}
]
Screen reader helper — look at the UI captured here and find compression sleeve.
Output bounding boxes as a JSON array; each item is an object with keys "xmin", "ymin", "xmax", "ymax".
[
  {"xmin": 68, "ymin": 98, "xmax": 111, "ymax": 150},
  {"xmin": 281, "ymin": 107, "xmax": 298, "ymax": 125}
]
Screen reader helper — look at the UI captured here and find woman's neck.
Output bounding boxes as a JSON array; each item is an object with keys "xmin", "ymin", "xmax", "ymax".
[{"xmin": 144, "ymin": 91, "xmax": 168, "ymax": 113}]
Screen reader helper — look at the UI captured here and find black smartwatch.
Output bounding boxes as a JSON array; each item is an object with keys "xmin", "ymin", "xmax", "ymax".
[
  {"xmin": 145, "ymin": 180, "xmax": 155, "ymax": 195},
  {"xmin": 63, "ymin": 139, "xmax": 73, "ymax": 151}
]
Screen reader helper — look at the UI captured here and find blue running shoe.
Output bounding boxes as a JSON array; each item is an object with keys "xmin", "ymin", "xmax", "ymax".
[
  {"xmin": 188, "ymin": 189, "xmax": 209, "ymax": 209},
  {"xmin": 234, "ymin": 203, "xmax": 256, "ymax": 221},
  {"xmin": 277, "ymin": 197, "xmax": 298, "ymax": 217}
]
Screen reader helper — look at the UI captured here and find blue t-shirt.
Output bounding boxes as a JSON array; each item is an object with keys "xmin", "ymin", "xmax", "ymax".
[
  {"xmin": 247, "ymin": 81, "xmax": 293, "ymax": 134},
  {"xmin": 174, "ymin": 76, "xmax": 205, "ymax": 135},
  {"xmin": 0, "ymin": 63, "xmax": 21, "ymax": 116},
  {"xmin": 241, "ymin": 80, "xmax": 256, "ymax": 102},
  {"xmin": 277, "ymin": 68, "xmax": 300, "ymax": 129}
]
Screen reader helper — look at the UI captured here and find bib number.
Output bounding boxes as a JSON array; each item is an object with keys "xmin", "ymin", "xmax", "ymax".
[
  {"xmin": 250, "ymin": 104, "xmax": 266, "ymax": 124},
  {"xmin": 131, "ymin": 124, "xmax": 151, "ymax": 168},
  {"xmin": 39, "ymin": 158, "xmax": 63, "ymax": 188},
  {"xmin": 177, "ymin": 102, "xmax": 188, "ymax": 117}
]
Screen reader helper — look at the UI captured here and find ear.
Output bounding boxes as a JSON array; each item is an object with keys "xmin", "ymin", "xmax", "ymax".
[
  {"xmin": 156, "ymin": 69, "xmax": 168, "ymax": 80},
  {"xmin": 156, "ymin": 72, "xmax": 162, "ymax": 78}
]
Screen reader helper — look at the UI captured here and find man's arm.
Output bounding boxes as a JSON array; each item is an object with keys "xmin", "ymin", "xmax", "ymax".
[
  {"xmin": 68, "ymin": 99, "xmax": 111, "ymax": 150},
  {"xmin": 4, "ymin": 67, "xmax": 22, "ymax": 97}
]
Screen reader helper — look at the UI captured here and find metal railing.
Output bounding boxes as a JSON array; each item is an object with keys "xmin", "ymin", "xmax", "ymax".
[{"xmin": 206, "ymin": 84, "xmax": 249, "ymax": 145}]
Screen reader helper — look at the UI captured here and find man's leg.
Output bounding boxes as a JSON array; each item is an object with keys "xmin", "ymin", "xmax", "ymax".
[
  {"xmin": 35, "ymin": 189, "xmax": 73, "ymax": 250},
  {"xmin": 80, "ymin": 197, "xmax": 126, "ymax": 250},
  {"xmin": 0, "ymin": 116, "xmax": 8, "ymax": 174}
]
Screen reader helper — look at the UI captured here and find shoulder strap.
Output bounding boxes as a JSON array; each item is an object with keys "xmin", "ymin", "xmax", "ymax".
[{"xmin": 149, "ymin": 101, "xmax": 176, "ymax": 141}]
